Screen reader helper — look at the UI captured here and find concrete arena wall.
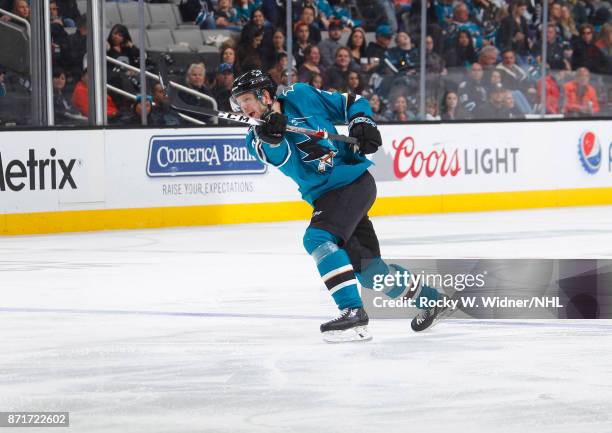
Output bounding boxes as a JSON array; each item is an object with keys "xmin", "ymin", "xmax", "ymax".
[{"xmin": 0, "ymin": 120, "xmax": 610, "ymax": 235}]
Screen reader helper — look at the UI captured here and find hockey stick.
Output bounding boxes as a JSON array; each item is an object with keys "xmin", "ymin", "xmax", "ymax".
[{"xmin": 157, "ymin": 70, "xmax": 359, "ymax": 145}]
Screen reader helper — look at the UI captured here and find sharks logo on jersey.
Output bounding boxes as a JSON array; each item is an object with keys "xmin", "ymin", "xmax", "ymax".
[{"xmin": 295, "ymin": 134, "xmax": 337, "ymax": 173}]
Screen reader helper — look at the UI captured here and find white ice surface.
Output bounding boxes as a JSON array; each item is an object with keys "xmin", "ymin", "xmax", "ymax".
[{"xmin": 2, "ymin": 206, "xmax": 612, "ymax": 433}]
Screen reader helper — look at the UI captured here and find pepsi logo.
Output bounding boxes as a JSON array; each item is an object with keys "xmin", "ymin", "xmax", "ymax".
[{"xmin": 578, "ymin": 131, "xmax": 601, "ymax": 174}]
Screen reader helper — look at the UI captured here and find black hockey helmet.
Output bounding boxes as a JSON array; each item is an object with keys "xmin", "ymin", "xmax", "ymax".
[{"xmin": 230, "ymin": 70, "xmax": 277, "ymax": 112}]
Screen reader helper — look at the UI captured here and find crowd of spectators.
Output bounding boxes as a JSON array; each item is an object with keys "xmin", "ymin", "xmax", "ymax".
[{"xmin": 0, "ymin": 0, "xmax": 610, "ymax": 126}]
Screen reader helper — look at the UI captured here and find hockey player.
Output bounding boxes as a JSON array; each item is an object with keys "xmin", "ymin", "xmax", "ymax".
[{"xmin": 230, "ymin": 70, "xmax": 445, "ymax": 342}]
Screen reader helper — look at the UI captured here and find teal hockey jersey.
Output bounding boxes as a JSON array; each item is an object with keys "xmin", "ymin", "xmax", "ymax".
[{"xmin": 245, "ymin": 83, "xmax": 373, "ymax": 205}]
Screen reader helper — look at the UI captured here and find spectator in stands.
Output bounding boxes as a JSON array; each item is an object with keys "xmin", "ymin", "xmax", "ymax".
[
  {"xmin": 327, "ymin": 0, "xmax": 360, "ymax": 29},
  {"xmin": 444, "ymin": 30, "xmax": 478, "ymax": 68},
  {"xmin": 572, "ymin": 0, "xmax": 598, "ymax": 28},
  {"xmin": 0, "ymin": 65, "xmax": 6, "ymax": 97},
  {"xmin": 214, "ymin": 0, "xmax": 240, "ymax": 30},
  {"xmin": 384, "ymin": 94, "xmax": 416, "ymax": 121},
  {"xmin": 106, "ymin": 24, "xmax": 140, "ymax": 67},
  {"xmin": 596, "ymin": 23, "xmax": 612, "ymax": 74},
  {"xmin": 106, "ymin": 24, "xmax": 142, "ymax": 103},
  {"xmin": 548, "ymin": 2, "xmax": 564, "ymax": 36},
  {"xmin": 263, "ymin": 29, "xmax": 287, "ymax": 71},
  {"xmin": 369, "ymin": 94, "xmax": 389, "ymax": 122},
  {"xmin": 179, "ymin": 63, "xmax": 214, "ymax": 108},
  {"xmin": 394, "ymin": 0, "xmax": 413, "ymax": 33},
  {"xmin": 435, "ymin": 0, "xmax": 455, "ymax": 28},
  {"xmin": 592, "ymin": 5, "xmax": 611, "ymax": 32},
  {"xmin": 458, "ymin": 62, "xmax": 487, "ymax": 115},
  {"xmin": 12, "ymin": 0, "xmax": 29, "ymax": 20},
  {"xmin": 503, "ymin": 90, "xmax": 525, "ymax": 118},
  {"xmin": 50, "ymin": 1, "xmax": 67, "ymax": 28},
  {"xmin": 293, "ymin": 21, "xmax": 311, "ymax": 68},
  {"xmin": 268, "ymin": 52, "xmax": 289, "ymax": 85},
  {"xmin": 309, "ymin": 72, "xmax": 324, "ymax": 89},
  {"xmin": 346, "ymin": 70, "xmax": 366, "ymax": 95},
  {"xmin": 181, "ymin": 0, "xmax": 206, "ymax": 23},
  {"xmin": 496, "ymin": 50, "xmax": 531, "ymax": 93},
  {"xmin": 150, "ymin": 82, "xmax": 183, "ymax": 126},
  {"xmin": 55, "ymin": 0, "xmax": 80, "ymax": 27},
  {"xmin": 446, "ymin": 2, "xmax": 484, "ymax": 50},
  {"xmin": 62, "ymin": 14, "xmax": 87, "ymax": 83},
  {"xmin": 237, "ymin": 26, "xmax": 265, "ymax": 72},
  {"xmin": 387, "ymin": 31, "xmax": 418, "ymax": 75},
  {"xmin": 559, "ymin": 5, "xmax": 579, "ymax": 42},
  {"xmin": 536, "ymin": 23, "xmax": 571, "ymax": 70},
  {"xmin": 318, "ymin": 19, "xmax": 344, "ymax": 68},
  {"xmin": 572, "ymin": 23, "xmax": 608, "ymax": 74},
  {"xmin": 1, "ymin": 0, "xmax": 29, "ymax": 26},
  {"xmin": 487, "ymin": 69, "xmax": 503, "ymax": 93},
  {"xmin": 260, "ymin": 0, "xmax": 283, "ymax": 28},
  {"xmin": 236, "ymin": 0, "xmax": 256, "ymax": 26},
  {"xmin": 52, "ymin": 67, "xmax": 85, "ymax": 124},
  {"xmin": 425, "ymin": 98, "xmax": 441, "ymax": 120},
  {"xmin": 348, "ymin": 27, "xmax": 368, "ymax": 69},
  {"xmin": 475, "ymin": 85, "xmax": 510, "ymax": 119},
  {"xmin": 563, "ymin": 66, "xmax": 600, "ymax": 116},
  {"xmin": 127, "ymin": 95, "xmax": 153, "ymax": 126},
  {"xmin": 241, "ymin": 8, "xmax": 274, "ymax": 51},
  {"xmin": 469, "ymin": 0, "xmax": 501, "ymax": 43},
  {"xmin": 496, "ymin": 49, "xmax": 535, "ymax": 113},
  {"xmin": 535, "ymin": 70, "xmax": 563, "ymax": 114},
  {"xmin": 440, "ymin": 90, "xmax": 467, "ymax": 120},
  {"xmin": 366, "ymin": 25, "xmax": 393, "ymax": 62},
  {"xmin": 72, "ymin": 68, "xmax": 119, "ymax": 119},
  {"xmin": 497, "ymin": 0, "xmax": 531, "ymax": 60},
  {"xmin": 425, "ymin": 35, "xmax": 447, "ymax": 74},
  {"xmin": 220, "ymin": 46, "xmax": 239, "ymax": 76},
  {"xmin": 211, "ymin": 63, "xmax": 235, "ymax": 112},
  {"xmin": 375, "ymin": 0, "xmax": 399, "ymax": 33},
  {"xmin": 298, "ymin": 45, "xmax": 325, "ymax": 84},
  {"xmin": 50, "ymin": 1, "xmax": 69, "ymax": 66},
  {"xmin": 478, "ymin": 45, "xmax": 499, "ymax": 76},
  {"xmin": 300, "ymin": 5, "xmax": 322, "ymax": 44},
  {"xmin": 195, "ymin": 0, "xmax": 216, "ymax": 29},
  {"xmin": 324, "ymin": 46, "xmax": 359, "ymax": 91}
]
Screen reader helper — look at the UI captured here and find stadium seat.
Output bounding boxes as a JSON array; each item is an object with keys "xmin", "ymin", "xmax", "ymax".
[
  {"xmin": 105, "ymin": 3, "xmax": 121, "ymax": 27},
  {"xmin": 148, "ymin": 4, "xmax": 180, "ymax": 29},
  {"xmin": 172, "ymin": 28, "xmax": 205, "ymax": 52},
  {"xmin": 118, "ymin": 3, "xmax": 151, "ymax": 28},
  {"xmin": 146, "ymin": 28, "xmax": 174, "ymax": 51}
]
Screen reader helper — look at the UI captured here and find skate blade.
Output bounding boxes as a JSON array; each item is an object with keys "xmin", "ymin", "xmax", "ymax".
[
  {"xmin": 412, "ymin": 305, "xmax": 454, "ymax": 332},
  {"xmin": 322, "ymin": 326, "xmax": 372, "ymax": 343}
]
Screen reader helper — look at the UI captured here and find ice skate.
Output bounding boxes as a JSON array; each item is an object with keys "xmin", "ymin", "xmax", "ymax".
[
  {"xmin": 320, "ymin": 307, "xmax": 372, "ymax": 343},
  {"xmin": 410, "ymin": 295, "xmax": 454, "ymax": 332}
]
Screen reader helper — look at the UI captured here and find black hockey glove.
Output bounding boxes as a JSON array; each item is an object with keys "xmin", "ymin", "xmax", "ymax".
[
  {"xmin": 255, "ymin": 111, "xmax": 288, "ymax": 145},
  {"xmin": 348, "ymin": 113, "xmax": 382, "ymax": 155}
]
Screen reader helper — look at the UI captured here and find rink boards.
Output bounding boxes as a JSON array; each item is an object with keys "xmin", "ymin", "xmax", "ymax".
[{"xmin": 0, "ymin": 119, "xmax": 611, "ymax": 234}]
